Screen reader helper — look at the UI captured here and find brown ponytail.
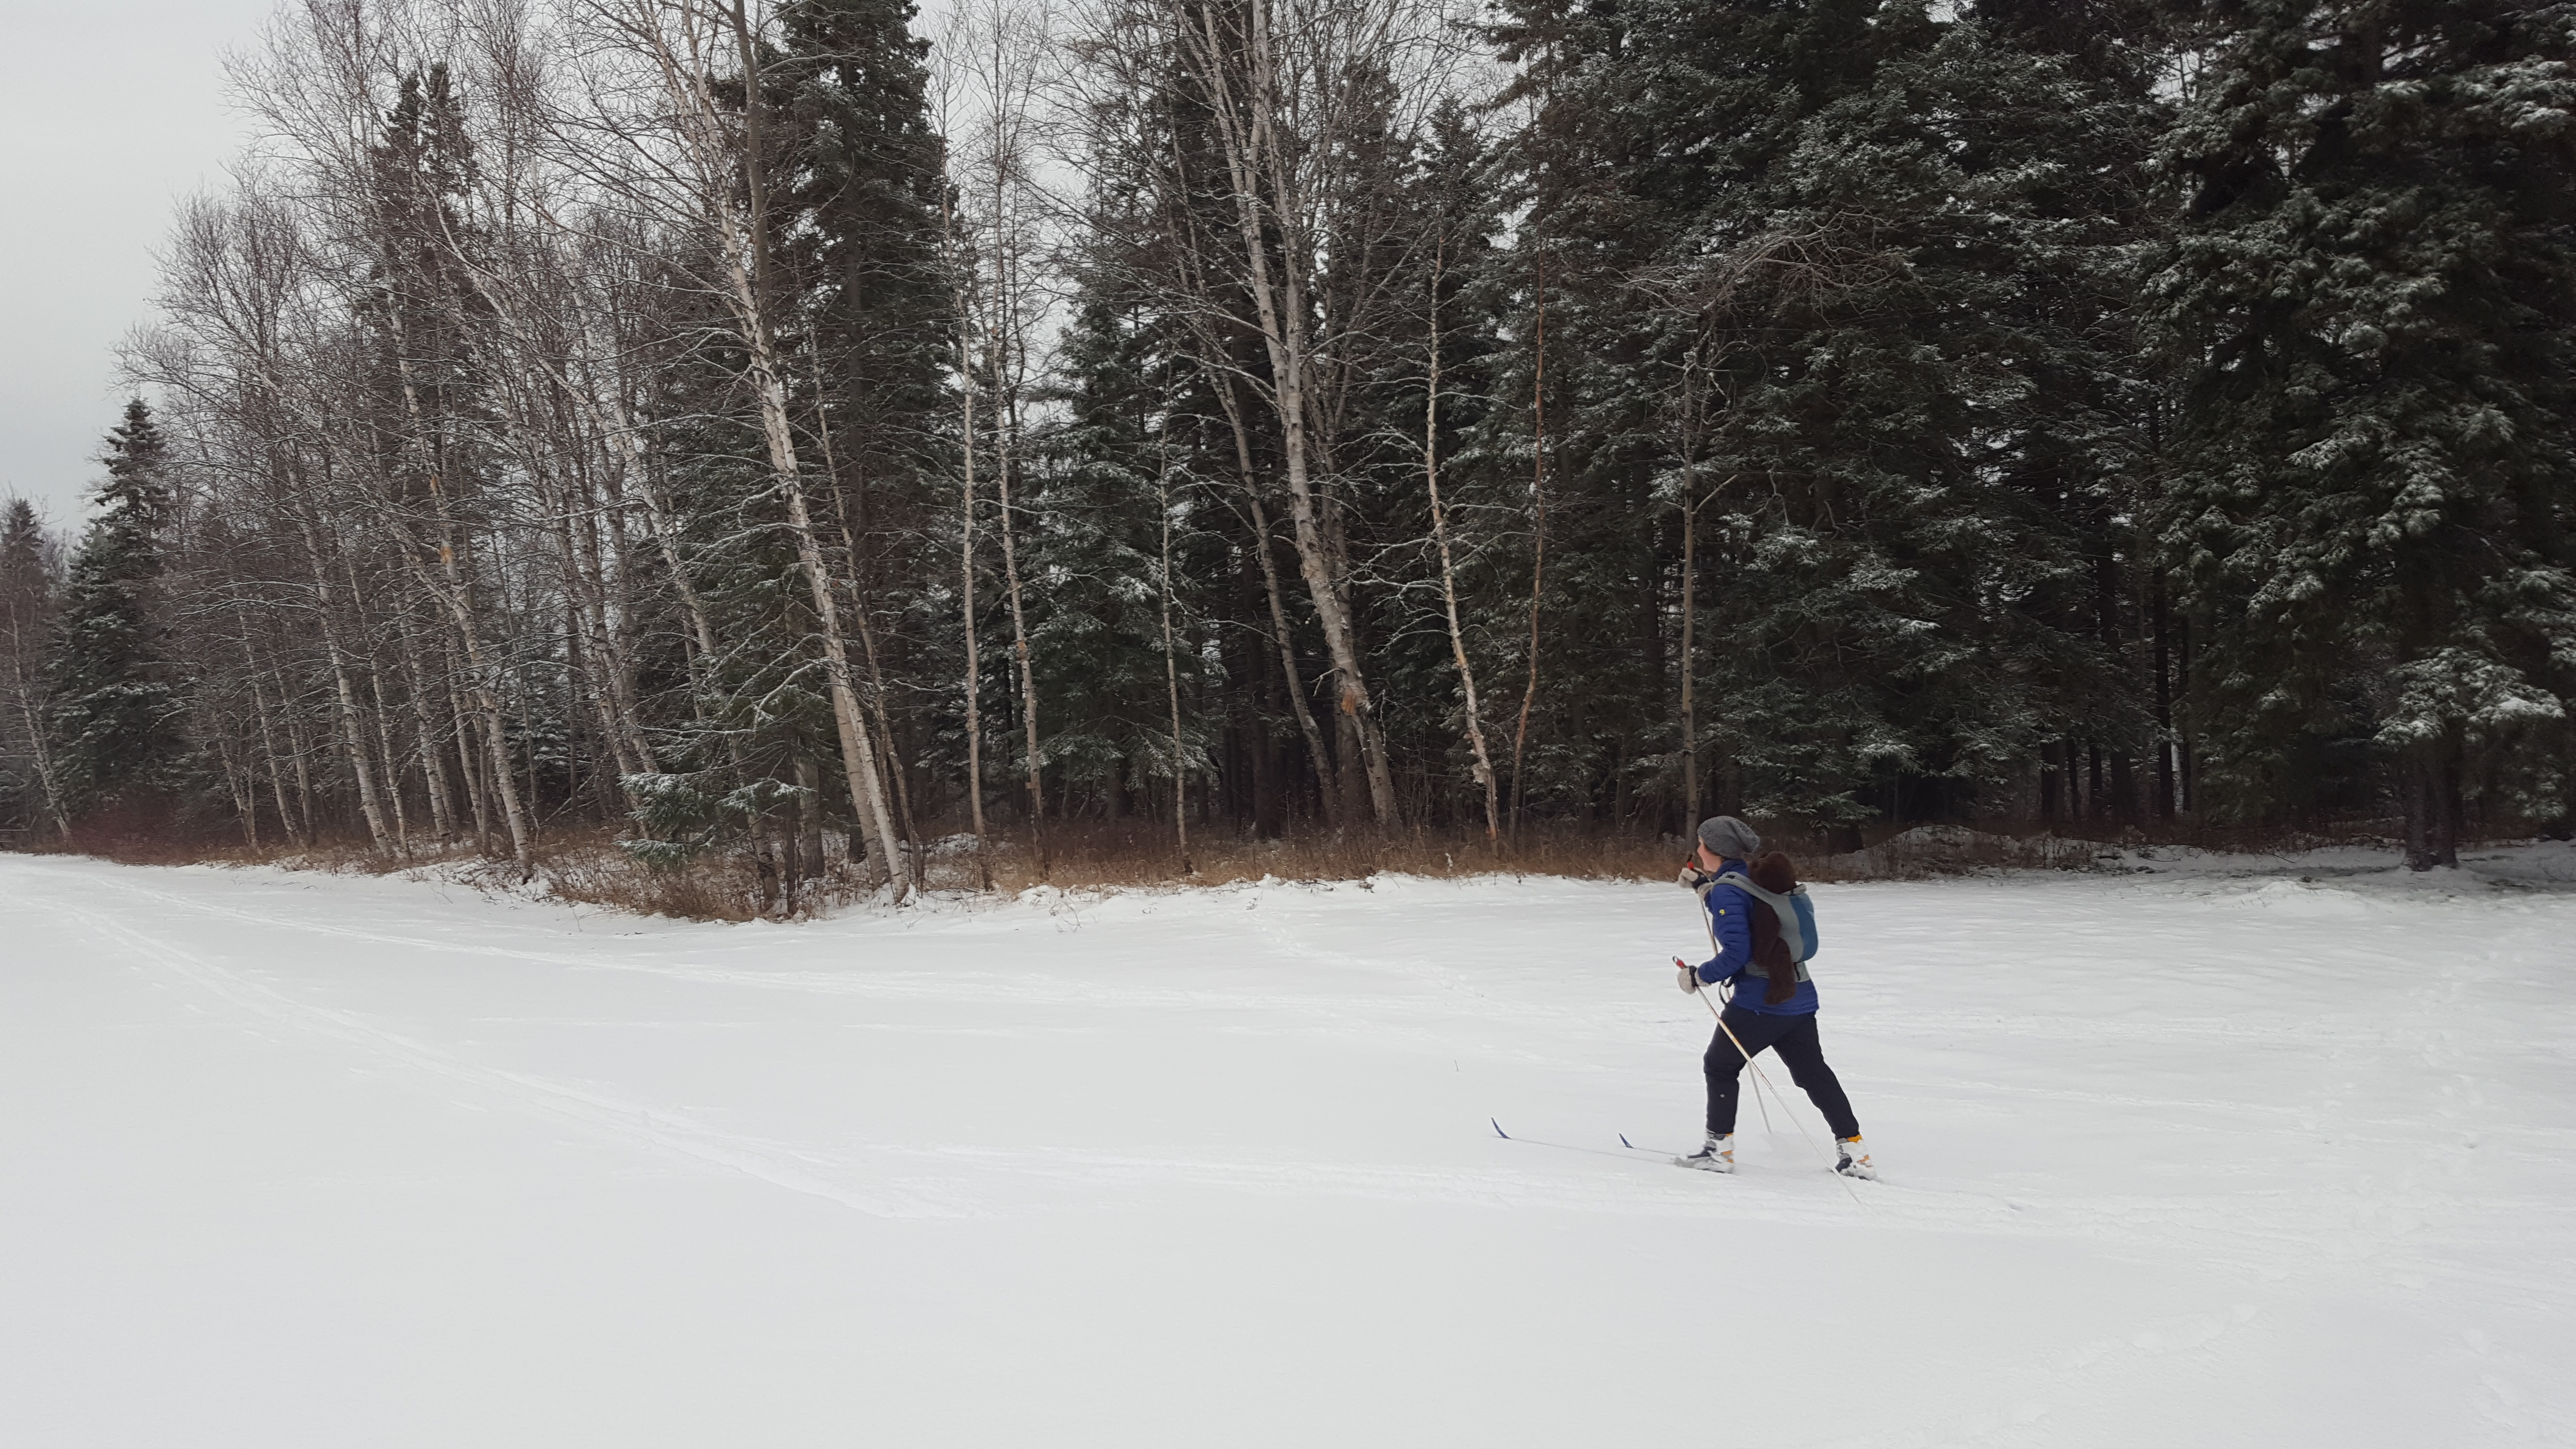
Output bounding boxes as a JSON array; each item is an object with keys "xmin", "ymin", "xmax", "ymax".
[{"xmin": 1747, "ymin": 852, "xmax": 1801, "ymax": 1004}]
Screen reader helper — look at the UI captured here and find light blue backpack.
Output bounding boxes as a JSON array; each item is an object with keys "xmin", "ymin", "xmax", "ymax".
[{"xmin": 1712, "ymin": 871, "xmax": 1819, "ymax": 982}]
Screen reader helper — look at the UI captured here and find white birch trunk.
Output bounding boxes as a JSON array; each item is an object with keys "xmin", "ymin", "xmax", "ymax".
[
  {"xmin": 294, "ymin": 517, "xmax": 394, "ymax": 852},
  {"xmin": 1422, "ymin": 237, "xmax": 1498, "ymax": 845},
  {"xmin": 695, "ymin": 0, "xmax": 909, "ymax": 897},
  {"xmin": 1181, "ymin": 0, "xmax": 1397, "ymax": 824},
  {"xmin": 1157, "ymin": 452, "xmax": 1193, "ymax": 873}
]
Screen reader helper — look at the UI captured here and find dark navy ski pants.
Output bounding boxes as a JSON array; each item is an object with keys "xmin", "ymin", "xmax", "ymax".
[{"xmin": 1705, "ymin": 1007, "xmax": 1861, "ymax": 1139}]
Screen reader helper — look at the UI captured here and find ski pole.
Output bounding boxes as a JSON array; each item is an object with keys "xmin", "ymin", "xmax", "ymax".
[
  {"xmin": 1678, "ymin": 956, "xmax": 1773, "ymax": 1133},
  {"xmin": 1684, "ymin": 924, "xmax": 1867, "ymax": 1205},
  {"xmin": 1718, "ymin": 1000, "xmax": 1783, "ymax": 1137},
  {"xmin": 1690, "ymin": 884, "xmax": 1794, "ymax": 1131},
  {"xmin": 1725, "ymin": 990, "xmax": 1855, "ymax": 1194},
  {"xmin": 1682, "ymin": 964, "xmax": 1863, "ymax": 1203}
]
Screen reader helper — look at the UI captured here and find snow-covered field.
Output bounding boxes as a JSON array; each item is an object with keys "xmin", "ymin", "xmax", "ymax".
[{"xmin": 4, "ymin": 849, "xmax": 2572, "ymax": 1447}]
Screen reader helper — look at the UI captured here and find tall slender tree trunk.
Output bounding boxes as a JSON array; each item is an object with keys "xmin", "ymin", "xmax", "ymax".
[
  {"xmin": 717, "ymin": 0, "xmax": 909, "ymax": 899},
  {"xmin": 839, "ymin": 503, "xmax": 923, "ymax": 872},
  {"xmin": 294, "ymin": 518, "xmax": 392, "ymax": 852},
  {"xmin": 1509, "ymin": 245, "xmax": 1549, "ymax": 838},
  {"xmin": 991, "ymin": 406, "xmax": 1046, "ymax": 875},
  {"xmin": 2403, "ymin": 741, "xmax": 2462, "ymax": 871},
  {"xmin": 550, "ymin": 485, "xmax": 648, "ymax": 799},
  {"xmin": 2153, "ymin": 582, "xmax": 2175, "ymax": 821},
  {"xmin": 806, "ymin": 358, "xmax": 923, "ymax": 879},
  {"xmin": 345, "ymin": 556, "xmax": 415, "ymax": 856},
  {"xmin": 367, "ymin": 660, "xmax": 413, "ymax": 856},
  {"xmin": 928, "ymin": 185, "xmax": 992, "ymax": 884},
  {"xmin": 435, "ymin": 179, "xmax": 717, "ymax": 725},
  {"xmin": 1187, "ymin": 0, "xmax": 1395, "ymax": 825},
  {"xmin": 470, "ymin": 353, "xmax": 647, "ymax": 809},
  {"xmin": 551, "ymin": 427, "xmax": 653, "ymax": 794},
  {"xmin": 603, "ymin": 385, "xmax": 720, "ymax": 681},
  {"xmin": 1679, "ymin": 471, "xmax": 1718, "ymax": 833},
  {"xmin": 445, "ymin": 643, "xmax": 491, "ymax": 851},
  {"xmin": 1422, "ymin": 237, "xmax": 1497, "ymax": 846},
  {"xmin": 372, "ymin": 310, "xmax": 534, "ymax": 867},
  {"xmin": 216, "ymin": 734, "xmax": 261, "ymax": 851},
  {"xmin": 2097, "ymin": 550, "xmax": 2132, "ymax": 823},
  {"xmin": 794, "ymin": 755, "xmax": 824, "ymax": 878},
  {"xmin": 241, "ymin": 655, "xmax": 303, "ymax": 849},
  {"xmin": 979, "ymin": 131, "xmax": 1048, "ymax": 876},
  {"xmin": 283, "ymin": 703, "xmax": 318, "ymax": 843},
  {"xmin": 411, "ymin": 479, "xmax": 535, "ymax": 872},
  {"xmin": 393, "ymin": 605, "xmax": 457, "ymax": 842},
  {"xmin": 1155, "ymin": 101, "xmax": 1336, "ymax": 822},
  {"xmin": 1214, "ymin": 385, "xmax": 1333, "ymax": 821},
  {"xmin": 5, "ymin": 653, "xmax": 71, "ymax": 840},
  {"xmin": 576, "ymin": 465, "xmax": 656, "ymax": 783},
  {"xmin": 2176, "ymin": 614, "xmax": 2195, "ymax": 813},
  {"xmin": 1158, "ymin": 451, "xmax": 1192, "ymax": 874},
  {"xmin": 958, "ymin": 365, "xmax": 990, "ymax": 883},
  {"xmin": 2065, "ymin": 733, "xmax": 2086, "ymax": 820}
]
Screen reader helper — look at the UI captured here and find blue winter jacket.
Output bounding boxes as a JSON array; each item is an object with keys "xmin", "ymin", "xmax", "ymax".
[{"xmin": 1692, "ymin": 858, "xmax": 1819, "ymax": 1015}]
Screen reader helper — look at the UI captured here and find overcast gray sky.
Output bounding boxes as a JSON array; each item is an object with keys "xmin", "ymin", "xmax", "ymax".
[{"xmin": 1, "ymin": 0, "xmax": 275, "ymax": 529}]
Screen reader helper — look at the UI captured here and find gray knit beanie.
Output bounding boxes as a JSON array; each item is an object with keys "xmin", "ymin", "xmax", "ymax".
[{"xmin": 1696, "ymin": 815, "xmax": 1762, "ymax": 860}]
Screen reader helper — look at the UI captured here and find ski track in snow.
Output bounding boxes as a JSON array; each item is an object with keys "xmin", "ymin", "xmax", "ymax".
[
  {"xmin": 5, "ymin": 852, "xmax": 2574, "ymax": 1446},
  {"xmin": 32, "ymin": 885, "xmax": 977, "ymax": 1223}
]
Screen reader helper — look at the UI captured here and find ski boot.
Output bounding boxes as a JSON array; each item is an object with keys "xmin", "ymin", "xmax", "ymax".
[
  {"xmin": 1677, "ymin": 1133, "xmax": 1736, "ymax": 1173},
  {"xmin": 1834, "ymin": 1136, "xmax": 1877, "ymax": 1179}
]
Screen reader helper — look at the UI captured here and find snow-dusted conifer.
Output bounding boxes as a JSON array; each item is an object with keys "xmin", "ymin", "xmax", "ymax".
[
  {"xmin": 2147, "ymin": 0, "xmax": 2576, "ymax": 866},
  {"xmin": 1489, "ymin": 0, "xmax": 2162, "ymax": 837},
  {"xmin": 1029, "ymin": 279, "xmax": 1203, "ymax": 818},
  {"xmin": 50, "ymin": 402, "xmax": 185, "ymax": 816},
  {"xmin": 1, "ymin": 499, "xmax": 68, "ymax": 836}
]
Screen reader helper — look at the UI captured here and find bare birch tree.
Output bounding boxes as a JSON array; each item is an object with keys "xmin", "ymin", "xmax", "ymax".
[
  {"xmin": 934, "ymin": 0, "xmax": 1065, "ymax": 876},
  {"xmin": 577, "ymin": 0, "xmax": 911, "ymax": 896}
]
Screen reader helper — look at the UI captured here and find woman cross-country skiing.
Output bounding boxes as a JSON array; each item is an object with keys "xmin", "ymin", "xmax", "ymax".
[{"xmin": 1673, "ymin": 815, "xmax": 1875, "ymax": 1178}]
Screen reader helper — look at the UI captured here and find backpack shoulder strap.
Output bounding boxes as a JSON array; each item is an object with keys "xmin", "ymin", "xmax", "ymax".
[{"xmin": 1715, "ymin": 871, "xmax": 1809, "ymax": 968}]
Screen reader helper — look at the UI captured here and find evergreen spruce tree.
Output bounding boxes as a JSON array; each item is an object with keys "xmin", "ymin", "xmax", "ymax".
[
  {"xmin": 768, "ymin": 0, "xmax": 950, "ymax": 832},
  {"xmin": 629, "ymin": 268, "xmax": 848, "ymax": 894},
  {"xmin": 772, "ymin": 0, "xmax": 949, "ymax": 404},
  {"xmin": 49, "ymin": 401, "xmax": 186, "ymax": 816},
  {"xmin": 616, "ymin": 3, "xmax": 953, "ymax": 895},
  {"xmin": 1, "ymin": 498, "xmax": 67, "ymax": 835},
  {"xmin": 1490, "ymin": 0, "xmax": 2164, "ymax": 836},
  {"xmin": 2147, "ymin": 0, "xmax": 2576, "ymax": 866},
  {"xmin": 1028, "ymin": 282, "xmax": 1205, "ymax": 817}
]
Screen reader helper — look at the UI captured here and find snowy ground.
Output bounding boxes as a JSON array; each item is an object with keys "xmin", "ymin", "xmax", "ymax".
[{"xmin": 4, "ymin": 849, "xmax": 2573, "ymax": 1447}]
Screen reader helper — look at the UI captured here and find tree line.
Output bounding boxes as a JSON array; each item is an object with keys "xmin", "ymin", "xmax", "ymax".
[{"xmin": 2, "ymin": 0, "xmax": 2570, "ymax": 891}]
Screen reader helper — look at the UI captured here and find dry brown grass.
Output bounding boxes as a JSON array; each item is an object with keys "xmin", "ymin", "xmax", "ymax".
[
  {"xmin": 174, "ymin": 828, "xmax": 847, "ymax": 922},
  {"xmin": 525, "ymin": 815, "xmax": 2367, "ymax": 913},
  {"xmin": 25, "ymin": 809, "xmax": 2537, "ymax": 922},
  {"xmin": 1791, "ymin": 819, "xmax": 2422, "ymax": 881},
  {"xmin": 533, "ymin": 831, "xmax": 885, "ymax": 920},
  {"xmin": 970, "ymin": 820, "xmax": 1686, "ymax": 893},
  {"xmin": 543, "ymin": 821, "xmax": 1701, "ymax": 918},
  {"xmin": 126, "ymin": 820, "xmax": 1708, "ymax": 919},
  {"xmin": 45, "ymin": 796, "xmax": 224, "ymax": 865},
  {"xmin": 1793, "ymin": 826, "xmax": 2103, "ymax": 881}
]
